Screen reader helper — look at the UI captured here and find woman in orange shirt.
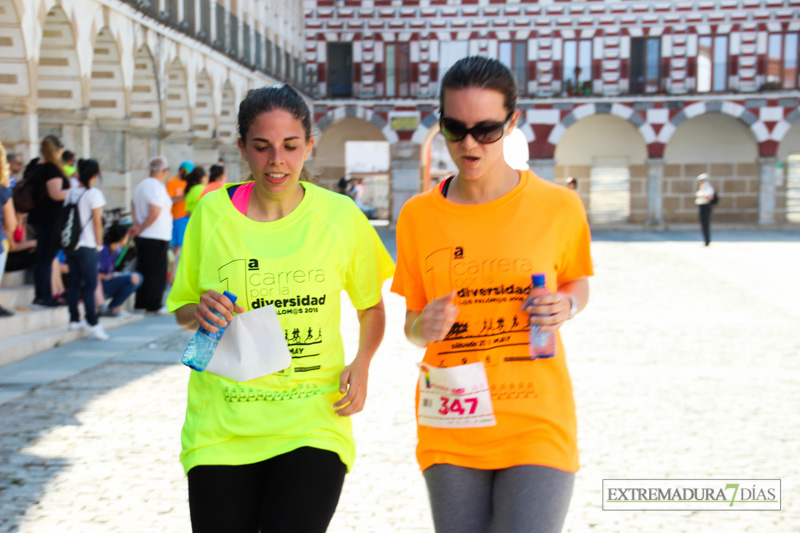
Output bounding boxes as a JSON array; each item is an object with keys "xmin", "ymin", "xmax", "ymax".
[{"xmin": 391, "ymin": 57, "xmax": 593, "ymax": 533}]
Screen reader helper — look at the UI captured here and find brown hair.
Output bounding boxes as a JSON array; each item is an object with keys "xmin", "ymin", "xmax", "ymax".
[
  {"xmin": 0, "ymin": 141, "xmax": 10, "ymax": 187},
  {"xmin": 40, "ymin": 135, "xmax": 64, "ymax": 168},
  {"xmin": 439, "ymin": 56, "xmax": 518, "ymax": 116}
]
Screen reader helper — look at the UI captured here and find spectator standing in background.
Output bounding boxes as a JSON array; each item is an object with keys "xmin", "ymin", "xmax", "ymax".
[
  {"xmin": 7, "ymin": 152, "xmax": 23, "ymax": 188},
  {"xmin": 62, "ymin": 150, "xmax": 79, "ymax": 187},
  {"xmin": 131, "ymin": 156, "xmax": 173, "ymax": 314},
  {"xmin": 695, "ymin": 173, "xmax": 716, "ymax": 247},
  {"xmin": 28, "ymin": 135, "xmax": 69, "ymax": 307},
  {"xmin": 166, "ymin": 160, "xmax": 193, "ymax": 282},
  {"xmin": 63, "ymin": 159, "xmax": 108, "ymax": 340}
]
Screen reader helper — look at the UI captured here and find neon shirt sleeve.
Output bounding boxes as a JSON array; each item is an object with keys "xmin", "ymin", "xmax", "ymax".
[
  {"xmin": 166, "ymin": 202, "xmax": 204, "ymax": 311},
  {"xmin": 343, "ymin": 212, "xmax": 395, "ymax": 309}
]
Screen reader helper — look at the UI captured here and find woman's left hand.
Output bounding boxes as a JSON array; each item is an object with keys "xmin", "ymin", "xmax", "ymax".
[
  {"xmin": 520, "ymin": 292, "xmax": 573, "ymax": 334},
  {"xmin": 334, "ymin": 356, "xmax": 370, "ymax": 417}
]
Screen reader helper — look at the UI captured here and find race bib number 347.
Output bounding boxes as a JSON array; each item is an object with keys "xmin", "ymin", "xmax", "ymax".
[{"xmin": 418, "ymin": 362, "xmax": 496, "ymax": 428}]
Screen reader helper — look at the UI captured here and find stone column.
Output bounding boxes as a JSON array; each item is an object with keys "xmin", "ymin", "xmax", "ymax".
[
  {"xmin": 78, "ymin": 120, "xmax": 91, "ymax": 159},
  {"xmin": 390, "ymin": 142, "xmax": 422, "ymax": 227},
  {"xmin": 646, "ymin": 158, "xmax": 665, "ymax": 226},
  {"xmin": 0, "ymin": 112, "xmax": 40, "ymax": 161},
  {"xmin": 758, "ymin": 157, "xmax": 777, "ymax": 225},
  {"xmin": 528, "ymin": 158, "xmax": 556, "ymax": 182}
]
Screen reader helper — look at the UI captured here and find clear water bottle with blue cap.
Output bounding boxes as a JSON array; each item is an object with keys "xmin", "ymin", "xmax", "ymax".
[
  {"xmin": 527, "ymin": 274, "xmax": 555, "ymax": 359},
  {"xmin": 181, "ymin": 290, "xmax": 238, "ymax": 372}
]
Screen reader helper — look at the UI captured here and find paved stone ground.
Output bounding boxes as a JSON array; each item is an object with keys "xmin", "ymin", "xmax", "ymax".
[{"xmin": 0, "ymin": 230, "xmax": 798, "ymax": 532}]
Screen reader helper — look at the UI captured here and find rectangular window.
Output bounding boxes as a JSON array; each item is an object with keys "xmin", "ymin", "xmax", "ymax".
[
  {"xmin": 285, "ymin": 50, "xmax": 291, "ymax": 80},
  {"xmin": 214, "ymin": 2, "xmax": 225, "ymax": 50},
  {"xmin": 165, "ymin": 0, "xmax": 179, "ymax": 25},
  {"xmin": 385, "ymin": 43, "xmax": 410, "ymax": 97},
  {"xmin": 276, "ymin": 45, "xmax": 283, "ymax": 78},
  {"xmin": 438, "ymin": 41, "xmax": 469, "ymax": 85},
  {"xmin": 562, "ymin": 39, "xmax": 592, "ymax": 94},
  {"xmin": 243, "ymin": 23, "xmax": 251, "ymax": 64},
  {"xmin": 499, "ymin": 41, "xmax": 527, "ymax": 92},
  {"xmin": 767, "ymin": 33, "xmax": 799, "ymax": 89},
  {"xmin": 630, "ymin": 37, "xmax": 661, "ymax": 95},
  {"xmin": 182, "ymin": 0, "xmax": 195, "ymax": 32},
  {"xmin": 697, "ymin": 35, "xmax": 729, "ymax": 92},
  {"xmin": 328, "ymin": 42, "xmax": 353, "ymax": 97},
  {"xmin": 228, "ymin": 13, "xmax": 239, "ymax": 57},
  {"xmin": 255, "ymin": 32, "xmax": 262, "ymax": 71},
  {"xmin": 199, "ymin": 0, "xmax": 211, "ymax": 41},
  {"xmin": 266, "ymin": 39, "xmax": 273, "ymax": 73}
]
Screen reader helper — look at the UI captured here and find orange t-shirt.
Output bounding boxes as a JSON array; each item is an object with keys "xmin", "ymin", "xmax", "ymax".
[
  {"xmin": 166, "ymin": 176, "xmax": 187, "ymax": 219},
  {"xmin": 200, "ymin": 181, "xmax": 224, "ymax": 199},
  {"xmin": 391, "ymin": 170, "xmax": 593, "ymax": 473}
]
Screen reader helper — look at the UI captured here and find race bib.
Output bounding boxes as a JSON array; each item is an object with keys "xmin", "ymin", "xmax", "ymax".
[{"xmin": 418, "ymin": 362, "xmax": 496, "ymax": 428}]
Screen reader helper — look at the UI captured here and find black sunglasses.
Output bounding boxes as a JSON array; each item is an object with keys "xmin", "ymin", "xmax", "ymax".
[{"xmin": 439, "ymin": 112, "xmax": 514, "ymax": 144}]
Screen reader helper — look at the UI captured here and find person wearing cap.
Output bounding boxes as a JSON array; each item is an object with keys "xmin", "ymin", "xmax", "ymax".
[
  {"xmin": 166, "ymin": 160, "xmax": 194, "ymax": 281},
  {"xmin": 694, "ymin": 173, "xmax": 716, "ymax": 246}
]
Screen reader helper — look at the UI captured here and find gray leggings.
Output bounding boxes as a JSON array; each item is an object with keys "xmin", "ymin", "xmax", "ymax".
[{"xmin": 423, "ymin": 463, "xmax": 575, "ymax": 533}]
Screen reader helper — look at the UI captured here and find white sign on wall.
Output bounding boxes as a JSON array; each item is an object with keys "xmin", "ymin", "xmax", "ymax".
[{"xmin": 345, "ymin": 141, "xmax": 390, "ymax": 174}]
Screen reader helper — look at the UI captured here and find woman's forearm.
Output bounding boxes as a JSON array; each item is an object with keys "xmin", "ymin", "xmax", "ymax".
[
  {"xmin": 175, "ymin": 304, "xmax": 199, "ymax": 331},
  {"xmin": 354, "ymin": 299, "xmax": 386, "ymax": 364}
]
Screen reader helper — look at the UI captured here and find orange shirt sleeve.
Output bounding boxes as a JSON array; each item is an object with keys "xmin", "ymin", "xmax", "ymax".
[{"xmin": 556, "ymin": 191, "xmax": 594, "ymax": 287}]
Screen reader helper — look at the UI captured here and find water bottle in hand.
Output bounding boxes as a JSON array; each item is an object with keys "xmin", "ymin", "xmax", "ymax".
[
  {"xmin": 181, "ymin": 291, "xmax": 238, "ymax": 372},
  {"xmin": 527, "ymin": 274, "xmax": 555, "ymax": 359}
]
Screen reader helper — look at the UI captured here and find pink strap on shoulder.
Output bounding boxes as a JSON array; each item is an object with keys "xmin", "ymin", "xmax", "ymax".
[{"xmin": 230, "ymin": 182, "xmax": 254, "ymax": 215}]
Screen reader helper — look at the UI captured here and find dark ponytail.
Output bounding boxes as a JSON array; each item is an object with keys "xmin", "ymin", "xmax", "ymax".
[
  {"xmin": 237, "ymin": 84, "xmax": 313, "ymax": 142},
  {"xmin": 77, "ymin": 159, "xmax": 100, "ymax": 188}
]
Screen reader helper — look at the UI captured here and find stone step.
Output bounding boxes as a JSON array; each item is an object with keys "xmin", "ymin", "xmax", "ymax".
[
  {"xmin": 0, "ymin": 304, "xmax": 72, "ymax": 341},
  {"xmin": 0, "ymin": 313, "xmax": 143, "ymax": 367},
  {"xmin": 0, "ymin": 285, "xmax": 35, "ymax": 310},
  {"xmin": 0, "ymin": 270, "xmax": 28, "ymax": 289}
]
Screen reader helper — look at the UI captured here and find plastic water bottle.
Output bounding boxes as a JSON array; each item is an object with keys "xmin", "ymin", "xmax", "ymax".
[
  {"xmin": 527, "ymin": 274, "xmax": 555, "ymax": 359},
  {"xmin": 181, "ymin": 291, "xmax": 238, "ymax": 372}
]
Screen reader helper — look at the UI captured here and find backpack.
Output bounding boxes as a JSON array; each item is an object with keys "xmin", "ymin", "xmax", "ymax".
[
  {"xmin": 710, "ymin": 191, "xmax": 720, "ymax": 205},
  {"xmin": 53, "ymin": 190, "xmax": 90, "ymax": 250},
  {"xmin": 12, "ymin": 176, "xmax": 43, "ymax": 213}
]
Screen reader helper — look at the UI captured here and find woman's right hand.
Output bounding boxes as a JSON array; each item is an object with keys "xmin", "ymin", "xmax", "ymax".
[
  {"xmin": 411, "ymin": 291, "xmax": 460, "ymax": 345},
  {"xmin": 195, "ymin": 290, "xmax": 246, "ymax": 332}
]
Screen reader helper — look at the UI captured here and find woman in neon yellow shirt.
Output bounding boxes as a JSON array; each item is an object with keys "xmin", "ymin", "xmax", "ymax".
[
  {"xmin": 167, "ymin": 85, "xmax": 394, "ymax": 532},
  {"xmin": 183, "ymin": 166, "xmax": 208, "ymax": 215}
]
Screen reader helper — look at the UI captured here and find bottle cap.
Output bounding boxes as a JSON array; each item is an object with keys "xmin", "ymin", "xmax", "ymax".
[
  {"xmin": 222, "ymin": 290, "xmax": 238, "ymax": 304},
  {"xmin": 531, "ymin": 273, "xmax": 546, "ymax": 286}
]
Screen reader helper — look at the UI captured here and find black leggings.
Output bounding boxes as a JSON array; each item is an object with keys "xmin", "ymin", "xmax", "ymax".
[
  {"xmin": 698, "ymin": 203, "xmax": 712, "ymax": 246},
  {"xmin": 187, "ymin": 447, "xmax": 347, "ymax": 533}
]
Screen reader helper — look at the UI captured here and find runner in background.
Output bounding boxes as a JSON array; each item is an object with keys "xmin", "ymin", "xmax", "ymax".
[
  {"xmin": 183, "ymin": 166, "xmax": 208, "ymax": 216},
  {"xmin": 199, "ymin": 164, "xmax": 226, "ymax": 200},
  {"xmin": 391, "ymin": 56, "xmax": 593, "ymax": 533},
  {"xmin": 166, "ymin": 160, "xmax": 193, "ymax": 283},
  {"xmin": 167, "ymin": 84, "xmax": 394, "ymax": 533}
]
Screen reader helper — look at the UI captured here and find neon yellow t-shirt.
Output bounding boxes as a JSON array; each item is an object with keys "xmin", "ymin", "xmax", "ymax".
[
  {"xmin": 167, "ymin": 182, "xmax": 395, "ymax": 474},
  {"xmin": 184, "ymin": 184, "xmax": 204, "ymax": 215}
]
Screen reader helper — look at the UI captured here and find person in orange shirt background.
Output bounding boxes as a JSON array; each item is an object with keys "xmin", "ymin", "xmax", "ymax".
[
  {"xmin": 391, "ymin": 57, "xmax": 593, "ymax": 533},
  {"xmin": 199, "ymin": 164, "xmax": 226, "ymax": 200},
  {"xmin": 165, "ymin": 160, "xmax": 193, "ymax": 282}
]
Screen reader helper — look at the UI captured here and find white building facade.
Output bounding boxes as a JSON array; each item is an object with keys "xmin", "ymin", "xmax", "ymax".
[
  {"xmin": 303, "ymin": 0, "xmax": 800, "ymax": 226},
  {"xmin": 0, "ymin": 0, "xmax": 305, "ymax": 208}
]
